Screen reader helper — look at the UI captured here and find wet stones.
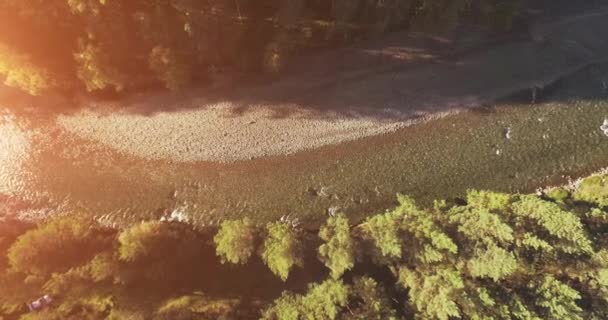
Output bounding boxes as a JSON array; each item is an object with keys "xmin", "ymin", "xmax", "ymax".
[{"xmin": 601, "ymin": 119, "xmax": 608, "ymax": 137}]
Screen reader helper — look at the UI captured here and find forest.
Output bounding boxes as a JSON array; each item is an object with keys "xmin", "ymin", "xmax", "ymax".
[
  {"xmin": 0, "ymin": 0, "xmax": 525, "ymax": 96},
  {"xmin": 0, "ymin": 174, "xmax": 606, "ymax": 319}
]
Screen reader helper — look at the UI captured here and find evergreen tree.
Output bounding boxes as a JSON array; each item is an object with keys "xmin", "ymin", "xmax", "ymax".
[
  {"xmin": 261, "ymin": 222, "xmax": 303, "ymax": 281},
  {"xmin": 7, "ymin": 216, "xmax": 110, "ymax": 277},
  {"xmin": 261, "ymin": 279, "xmax": 349, "ymax": 320},
  {"xmin": 214, "ymin": 218, "xmax": 257, "ymax": 265},
  {"xmin": 318, "ymin": 214, "xmax": 354, "ymax": 279},
  {"xmin": 347, "ymin": 276, "xmax": 398, "ymax": 320},
  {"xmin": 117, "ymin": 221, "xmax": 202, "ymax": 282}
]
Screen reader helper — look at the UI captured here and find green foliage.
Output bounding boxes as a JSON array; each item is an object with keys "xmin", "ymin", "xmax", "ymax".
[
  {"xmin": 318, "ymin": 214, "xmax": 354, "ymax": 279},
  {"xmin": 261, "ymin": 291, "xmax": 300, "ymax": 320},
  {"xmin": 148, "ymin": 46, "xmax": 192, "ymax": 91},
  {"xmin": 517, "ymin": 233, "xmax": 553, "ymax": 252},
  {"xmin": 0, "ymin": 44, "xmax": 54, "ymax": 95},
  {"xmin": 398, "ymin": 266, "xmax": 464, "ymax": 320},
  {"xmin": 117, "ymin": 221, "xmax": 201, "ymax": 281},
  {"xmin": 3, "ymin": 182, "xmax": 608, "ymax": 320},
  {"xmin": 348, "ymin": 276, "xmax": 398, "ymax": 320},
  {"xmin": 362, "ymin": 210, "xmax": 402, "ymax": 259},
  {"xmin": 7, "ymin": 216, "xmax": 109, "ymax": 277},
  {"xmin": 0, "ymin": 219, "xmax": 32, "ymax": 272},
  {"xmin": 214, "ymin": 218, "xmax": 257, "ymax": 265},
  {"xmin": 448, "ymin": 206, "xmax": 514, "ymax": 245},
  {"xmin": 0, "ymin": 0, "xmax": 527, "ymax": 96},
  {"xmin": 574, "ymin": 175, "xmax": 608, "ymax": 207},
  {"xmin": 261, "ymin": 222, "xmax": 303, "ymax": 281},
  {"xmin": 155, "ymin": 295, "xmax": 239, "ymax": 320},
  {"xmin": 546, "ymin": 187, "xmax": 570, "ymax": 202},
  {"xmin": 394, "ymin": 195, "xmax": 457, "ymax": 264},
  {"xmin": 466, "ymin": 190, "xmax": 513, "ymax": 211},
  {"xmin": 467, "ymin": 245, "xmax": 518, "ymax": 281},
  {"xmin": 75, "ymin": 42, "xmax": 126, "ymax": 92},
  {"xmin": 262, "ymin": 279, "xmax": 349, "ymax": 320},
  {"xmin": 534, "ymin": 276, "xmax": 583, "ymax": 320},
  {"xmin": 511, "ymin": 195, "xmax": 593, "ymax": 254}
]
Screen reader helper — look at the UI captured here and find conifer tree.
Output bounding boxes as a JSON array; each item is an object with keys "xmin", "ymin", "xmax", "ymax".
[
  {"xmin": 261, "ymin": 221, "xmax": 303, "ymax": 281},
  {"xmin": 7, "ymin": 216, "xmax": 110, "ymax": 278},
  {"xmin": 348, "ymin": 276, "xmax": 398, "ymax": 320},
  {"xmin": 214, "ymin": 218, "xmax": 257, "ymax": 265},
  {"xmin": 261, "ymin": 279, "xmax": 349, "ymax": 320},
  {"xmin": 318, "ymin": 213, "xmax": 354, "ymax": 279}
]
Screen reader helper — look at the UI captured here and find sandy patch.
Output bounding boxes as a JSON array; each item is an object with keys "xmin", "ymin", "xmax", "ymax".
[{"xmin": 57, "ymin": 103, "xmax": 418, "ymax": 162}]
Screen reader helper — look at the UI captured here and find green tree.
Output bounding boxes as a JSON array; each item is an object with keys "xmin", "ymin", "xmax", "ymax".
[
  {"xmin": 155, "ymin": 295, "xmax": 239, "ymax": 320},
  {"xmin": 214, "ymin": 218, "xmax": 257, "ymax": 265},
  {"xmin": 148, "ymin": 46, "xmax": 192, "ymax": 91},
  {"xmin": 0, "ymin": 219, "xmax": 32, "ymax": 272},
  {"xmin": 74, "ymin": 42, "xmax": 126, "ymax": 92},
  {"xmin": 7, "ymin": 216, "xmax": 110, "ymax": 277},
  {"xmin": 0, "ymin": 44, "xmax": 54, "ymax": 95},
  {"xmin": 117, "ymin": 221, "xmax": 202, "ymax": 282},
  {"xmin": 262, "ymin": 279, "xmax": 349, "ymax": 320},
  {"xmin": 347, "ymin": 276, "xmax": 398, "ymax": 320},
  {"xmin": 261, "ymin": 222, "xmax": 303, "ymax": 281},
  {"xmin": 534, "ymin": 276, "xmax": 583, "ymax": 320},
  {"xmin": 398, "ymin": 266, "xmax": 464, "ymax": 320},
  {"xmin": 573, "ymin": 174, "xmax": 608, "ymax": 207},
  {"xmin": 361, "ymin": 210, "xmax": 402, "ymax": 260},
  {"xmin": 318, "ymin": 214, "xmax": 354, "ymax": 279},
  {"xmin": 511, "ymin": 195, "xmax": 593, "ymax": 254}
]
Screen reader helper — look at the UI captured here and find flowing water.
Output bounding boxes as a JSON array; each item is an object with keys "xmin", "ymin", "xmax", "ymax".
[{"xmin": 2, "ymin": 64, "xmax": 608, "ymax": 228}]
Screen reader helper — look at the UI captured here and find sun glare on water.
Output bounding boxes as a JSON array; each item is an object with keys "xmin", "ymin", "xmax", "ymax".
[{"xmin": 0, "ymin": 112, "xmax": 31, "ymax": 195}]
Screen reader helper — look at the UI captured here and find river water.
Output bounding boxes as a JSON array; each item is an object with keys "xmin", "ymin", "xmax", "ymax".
[
  {"xmin": 2, "ymin": 5, "xmax": 608, "ymax": 227},
  {"xmin": 1, "ymin": 64, "xmax": 608, "ymax": 228}
]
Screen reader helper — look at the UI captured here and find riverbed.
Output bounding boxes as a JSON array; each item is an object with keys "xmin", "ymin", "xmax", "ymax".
[{"xmin": 1, "ymin": 62, "xmax": 608, "ymax": 228}]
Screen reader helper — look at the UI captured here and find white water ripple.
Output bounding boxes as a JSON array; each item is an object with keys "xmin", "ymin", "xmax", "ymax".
[{"xmin": 0, "ymin": 114, "xmax": 31, "ymax": 195}]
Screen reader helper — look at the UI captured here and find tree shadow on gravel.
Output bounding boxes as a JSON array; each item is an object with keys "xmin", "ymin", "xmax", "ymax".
[{"xmin": 2, "ymin": 2, "xmax": 608, "ymax": 123}]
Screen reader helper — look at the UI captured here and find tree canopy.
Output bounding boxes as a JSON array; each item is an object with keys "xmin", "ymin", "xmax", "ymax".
[
  {"xmin": 1, "ymin": 175, "xmax": 607, "ymax": 319},
  {"xmin": 0, "ymin": 0, "xmax": 527, "ymax": 96}
]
